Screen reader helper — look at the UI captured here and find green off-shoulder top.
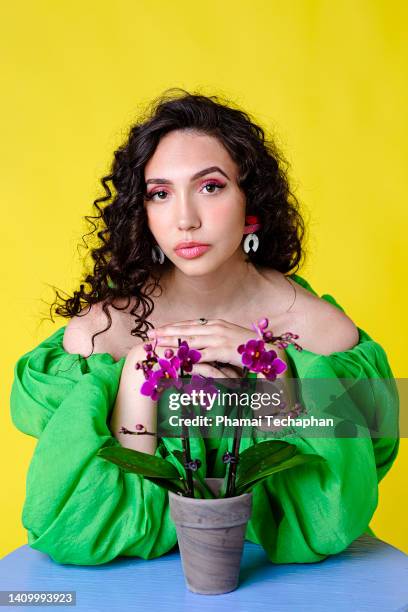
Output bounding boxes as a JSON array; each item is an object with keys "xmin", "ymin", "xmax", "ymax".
[{"xmin": 10, "ymin": 274, "xmax": 400, "ymax": 566}]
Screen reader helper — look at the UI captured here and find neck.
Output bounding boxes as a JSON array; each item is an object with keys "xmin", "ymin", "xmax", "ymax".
[{"xmin": 160, "ymin": 256, "xmax": 263, "ymax": 319}]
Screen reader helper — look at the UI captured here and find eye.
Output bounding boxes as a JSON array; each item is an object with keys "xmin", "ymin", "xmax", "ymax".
[
  {"xmin": 144, "ymin": 181, "xmax": 225, "ymax": 202},
  {"xmin": 201, "ymin": 181, "xmax": 225, "ymax": 194},
  {"xmin": 145, "ymin": 189, "xmax": 168, "ymax": 201}
]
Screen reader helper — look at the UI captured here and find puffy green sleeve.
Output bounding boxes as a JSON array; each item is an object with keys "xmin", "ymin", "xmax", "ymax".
[
  {"xmin": 242, "ymin": 274, "xmax": 400, "ymax": 563},
  {"xmin": 10, "ymin": 327, "xmax": 179, "ymax": 566}
]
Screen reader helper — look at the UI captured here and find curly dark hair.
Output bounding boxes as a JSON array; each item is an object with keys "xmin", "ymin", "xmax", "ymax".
[{"xmin": 48, "ymin": 87, "xmax": 307, "ymax": 355}]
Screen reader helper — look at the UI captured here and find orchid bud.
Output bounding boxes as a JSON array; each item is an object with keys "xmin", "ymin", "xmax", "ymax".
[
  {"xmin": 258, "ymin": 317, "xmax": 269, "ymax": 330},
  {"xmin": 222, "ymin": 451, "xmax": 239, "ymax": 464},
  {"xmin": 184, "ymin": 459, "xmax": 202, "ymax": 471},
  {"xmin": 119, "ymin": 426, "xmax": 132, "ymax": 434}
]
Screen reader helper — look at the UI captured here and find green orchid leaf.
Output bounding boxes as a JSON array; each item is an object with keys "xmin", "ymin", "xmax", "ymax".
[
  {"xmin": 235, "ymin": 453, "xmax": 326, "ymax": 496},
  {"xmin": 171, "ymin": 449, "xmax": 186, "ymax": 471},
  {"xmin": 171, "ymin": 449, "xmax": 215, "ymax": 498},
  {"xmin": 144, "ymin": 476, "xmax": 187, "ymax": 495},
  {"xmin": 97, "ymin": 446, "xmax": 180, "ymax": 479},
  {"xmin": 167, "ymin": 449, "xmax": 187, "ymax": 480},
  {"xmin": 158, "ymin": 445, "xmax": 170, "ymax": 459},
  {"xmin": 171, "ymin": 449, "xmax": 184, "ymax": 462},
  {"xmin": 236, "ymin": 440, "xmax": 297, "ymax": 485},
  {"xmin": 218, "ymin": 442, "xmax": 293, "ymax": 499},
  {"xmin": 192, "ymin": 471, "xmax": 217, "ymax": 499},
  {"xmin": 218, "ymin": 475, "xmax": 229, "ymax": 499}
]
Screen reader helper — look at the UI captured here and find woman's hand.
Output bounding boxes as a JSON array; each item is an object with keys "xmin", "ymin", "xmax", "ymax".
[{"xmin": 147, "ymin": 318, "xmax": 259, "ymax": 378}]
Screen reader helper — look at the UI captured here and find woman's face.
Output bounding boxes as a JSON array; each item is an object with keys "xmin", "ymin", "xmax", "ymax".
[{"xmin": 143, "ymin": 129, "xmax": 247, "ymax": 276}]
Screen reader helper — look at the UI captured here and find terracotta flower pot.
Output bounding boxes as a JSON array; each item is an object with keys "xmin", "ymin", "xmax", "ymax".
[{"xmin": 168, "ymin": 477, "xmax": 252, "ymax": 595}]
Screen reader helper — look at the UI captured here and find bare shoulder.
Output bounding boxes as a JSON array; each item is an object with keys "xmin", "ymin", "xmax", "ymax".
[
  {"xmin": 62, "ymin": 298, "xmax": 137, "ymax": 359},
  {"xmin": 262, "ymin": 270, "xmax": 359, "ymax": 355},
  {"xmin": 289, "ymin": 278, "xmax": 360, "ymax": 355}
]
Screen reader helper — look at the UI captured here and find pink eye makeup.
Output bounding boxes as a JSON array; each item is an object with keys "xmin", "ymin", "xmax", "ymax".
[
  {"xmin": 144, "ymin": 180, "xmax": 226, "ymax": 201},
  {"xmin": 144, "ymin": 189, "xmax": 168, "ymax": 201},
  {"xmin": 200, "ymin": 179, "xmax": 226, "ymax": 193}
]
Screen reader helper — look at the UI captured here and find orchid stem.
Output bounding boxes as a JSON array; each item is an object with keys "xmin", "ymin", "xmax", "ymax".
[
  {"xmin": 225, "ymin": 366, "xmax": 249, "ymax": 497},
  {"xmin": 179, "ymin": 338, "xmax": 194, "ymax": 498}
]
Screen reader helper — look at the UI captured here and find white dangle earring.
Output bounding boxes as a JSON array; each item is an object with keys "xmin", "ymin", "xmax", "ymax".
[
  {"xmin": 243, "ymin": 233, "xmax": 259, "ymax": 253},
  {"xmin": 151, "ymin": 244, "xmax": 165, "ymax": 264},
  {"xmin": 243, "ymin": 215, "xmax": 261, "ymax": 254}
]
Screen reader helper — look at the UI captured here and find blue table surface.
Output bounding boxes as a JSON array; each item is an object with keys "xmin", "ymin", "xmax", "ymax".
[{"xmin": 1, "ymin": 536, "xmax": 407, "ymax": 611}]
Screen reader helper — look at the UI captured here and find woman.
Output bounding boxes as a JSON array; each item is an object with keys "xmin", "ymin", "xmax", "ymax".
[{"xmin": 10, "ymin": 89, "xmax": 399, "ymax": 566}]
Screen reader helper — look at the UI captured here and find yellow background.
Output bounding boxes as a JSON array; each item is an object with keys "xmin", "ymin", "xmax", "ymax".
[{"xmin": 1, "ymin": 1, "xmax": 407, "ymax": 557}]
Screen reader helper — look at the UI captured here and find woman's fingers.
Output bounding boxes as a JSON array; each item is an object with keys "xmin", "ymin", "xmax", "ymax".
[{"xmin": 156, "ymin": 334, "xmax": 219, "ymax": 348}]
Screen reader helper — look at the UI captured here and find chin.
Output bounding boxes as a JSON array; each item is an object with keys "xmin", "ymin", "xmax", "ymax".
[{"xmin": 175, "ymin": 257, "xmax": 221, "ymax": 276}]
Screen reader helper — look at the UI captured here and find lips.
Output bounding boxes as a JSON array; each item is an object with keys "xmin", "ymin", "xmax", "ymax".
[
  {"xmin": 175, "ymin": 240, "xmax": 208, "ymax": 250},
  {"xmin": 174, "ymin": 243, "xmax": 211, "ymax": 260}
]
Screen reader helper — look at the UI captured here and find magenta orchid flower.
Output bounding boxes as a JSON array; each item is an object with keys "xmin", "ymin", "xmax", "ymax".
[
  {"xmin": 257, "ymin": 349, "xmax": 287, "ymax": 381},
  {"xmin": 177, "ymin": 340, "xmax": 201, "ymax": 373},
  {"xmin": 139, "ymin": 340, "xmax": 201, "ymax": 402},
  {"xmin": 140, "ymin": 369, "xmax": 167, "ymax": 401},
  {"xmin": 184, "ymin": 373, "xmax": 218, "ymax": 408},
  {"xmin": 237, "ymin": 338, "xmax": 267, "ymax": 370},
  {"xmin": 238, "ymin": 316, "xmax": 304, "ymax": 381},
  {"xmin": 237, "ymin": 336, "xmax": 288, "ymax": 381},
  {"xmin": 140, "ymin": 357, "xmax": 183, "ymax": 401},
  {"xmin": 157, "ymin": 357, "xmax": 181, "ymax": 379}
]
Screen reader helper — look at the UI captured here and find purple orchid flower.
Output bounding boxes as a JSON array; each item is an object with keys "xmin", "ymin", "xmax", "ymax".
[
  {"xmin": 237, "ymin": 338, "xmax": 287, "ymax": 381},
  {"xmin": 157, "ymin": 357, "xmax": 181, "ymax": 379},
  {"xmin": 237, "ymin": 338, "xmax": 266, "ymax": 370},
  {"xmin": 140, "ymin": 357, "xmax": 183, "ymax": 400},
  {"xmin": 177, "ymin": 340, "xmax": 201, "ymax": 373},
  {"xmin": 257, "ymin": 350, "xmax": 287, "ymax": 381},
  {"xmin": 184, "ymin": 373, "xmax": 218, "ymax": 408},
  {"xmin": 140, "ymin": 369, "xmax": 167, "ymax": 401}
]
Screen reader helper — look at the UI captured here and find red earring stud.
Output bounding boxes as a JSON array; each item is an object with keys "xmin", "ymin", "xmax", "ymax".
[
  {"xmin": 243, "ymin": 215, "xmax": 261, "ymax": 235},
  {"xmin": 243, "ymin": 215, "xmax": 261, "ymax": 253}
]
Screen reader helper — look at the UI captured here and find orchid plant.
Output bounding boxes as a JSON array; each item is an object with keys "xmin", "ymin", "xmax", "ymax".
[{"xmin": 98, "ymin": 319, "xmax": 323, "ymax": 499}]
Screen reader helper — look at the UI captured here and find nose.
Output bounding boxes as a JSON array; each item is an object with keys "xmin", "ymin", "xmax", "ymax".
[{"xmin": 176, "ymin": 192, "xmax": 201, "ymax": 231}]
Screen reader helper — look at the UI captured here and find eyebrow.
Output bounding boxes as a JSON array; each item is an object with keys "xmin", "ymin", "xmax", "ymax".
[{"xmin": 145, "ymin": 165, "xmax": 230, "ymax": 185}]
